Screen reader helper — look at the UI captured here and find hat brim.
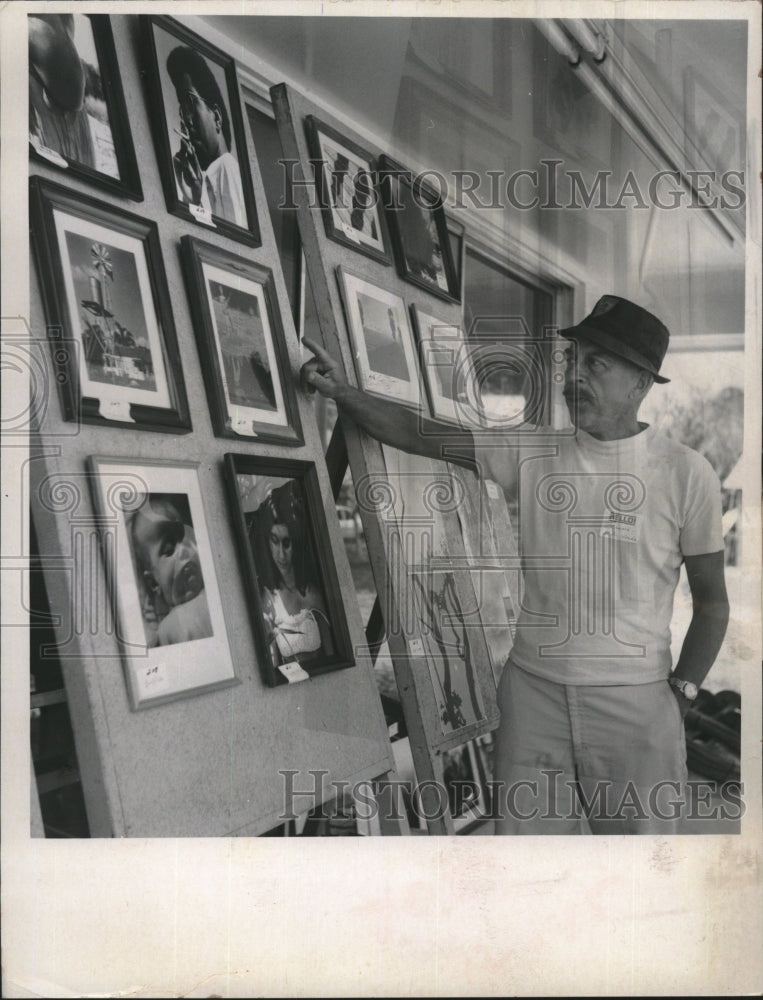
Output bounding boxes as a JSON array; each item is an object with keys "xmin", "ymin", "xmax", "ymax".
[{"xmin": 560, "ymin": 323, "xmax": 670, "ymax": 384}]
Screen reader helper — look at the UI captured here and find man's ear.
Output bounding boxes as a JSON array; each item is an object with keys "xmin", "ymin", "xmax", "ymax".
[
  {"xmin": 212, "ymin": 105, "xmax": 223, "ymax": 132},
  {"xmin": 631, "ymin": 369, "xmax": 653, "ymax": 400}
]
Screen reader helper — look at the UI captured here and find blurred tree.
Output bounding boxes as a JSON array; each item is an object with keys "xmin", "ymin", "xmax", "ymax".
[{"xmin": 656, "ymin": 385, "xmax": 743, "ymax": 482}]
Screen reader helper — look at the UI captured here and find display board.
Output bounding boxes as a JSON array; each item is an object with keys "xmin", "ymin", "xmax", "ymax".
[
  {"xmin": 273, "ymin": 82, "xmax": 519, "ymax": 833},
  {"xmin": 26, "ymin": 14, "xmax": 396, "ymax": 837}
]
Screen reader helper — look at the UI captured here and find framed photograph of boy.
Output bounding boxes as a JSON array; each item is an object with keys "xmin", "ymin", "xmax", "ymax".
[
  {"xmin": 29, "ymin": 14, "xmax": 142, "ymax": 201},
  {"xmin": 337, "ymin": 268, "xmax": 422, "ymax": 408},
  {"xmin": 378, "ymin": 154, "xmax": 461, "ymax": 304},
  {"xmin": 181, "ymin": 236, "xmax": 303, "ymax": 445},
  {"xmin": 224, "ymin": 454, "xmax": 355, "ymax": 687},
  {"xmin": 410, "ymin": 305, "xmax": 470, "ymax": 424},
  {"xmin": 87, "ymin": 456, "xmax": 238, "ymax": 709},
  {"xmin": 304, "ymin": 115, "xmax": 390, "ymax": 265},
  {"xmin": 142, "ymin": 15, "xmax": 259, "ymax": 245},
  {"xmin": 29, "ymin": 176, "xmax": 191, "ymax": 433}
]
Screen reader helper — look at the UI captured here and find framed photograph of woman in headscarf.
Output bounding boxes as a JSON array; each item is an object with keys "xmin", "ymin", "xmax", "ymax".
[
  {"xmin": 304, "ymin": 115, "xmax": 391, "ymax": 265},
  {"xmin": 142, "ymin": 15, "xmax": 259, "ymax": 246},
  {"xmin": 29, "ymin": 14, "xmax": 142, "ymax": 200},
  {"xmin": 378, "ymin": 154, "xmax": 461, "ymax": 304},
  {"xmin": 181, "ymin": 237, "xmax": 303, "ymax": 445},
  {"xmin": 224, "ymin": 455, "xmax": 355, "ymax": 687}
]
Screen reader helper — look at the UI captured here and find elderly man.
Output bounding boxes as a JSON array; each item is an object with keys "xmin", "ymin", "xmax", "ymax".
[{"xmin": 301, "ymin": 296, "xmax": 729, "ymax": 834}]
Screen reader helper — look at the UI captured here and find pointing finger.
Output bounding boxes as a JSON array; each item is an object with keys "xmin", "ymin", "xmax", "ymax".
[{"xmin": 302, "ymin": 337, "xmax": 333, "ymax": 363}]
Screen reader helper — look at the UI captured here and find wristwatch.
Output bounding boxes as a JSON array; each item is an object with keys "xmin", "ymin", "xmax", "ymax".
[{"xmin": 669, "ymin": 676, "xmax": 699, "ymax": 701}]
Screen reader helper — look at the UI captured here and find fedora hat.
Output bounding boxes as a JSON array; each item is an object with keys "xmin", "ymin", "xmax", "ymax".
[{"xmin": 560, "ymin": 295, "xmax": 670, "ymax": 384}]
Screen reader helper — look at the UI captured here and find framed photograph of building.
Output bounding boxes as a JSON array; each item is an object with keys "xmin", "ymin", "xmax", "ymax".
[
  {"xmin": 29, "ymin": 13, "xmax": 142, "ymax": 201},
  {"xmin": 87, "ymin": 457, "xmax": 238, "ymax": 709},
  {"xmin": 337, "ymin": 268, "xmax": 422, "ymax": 408},
  {"xmin": 378, "ymin": 154, "xmax": 460, "ymax": 303},
  {"xmin": 141, "ymin": 15, "xmax": 260, "ymax": 245},
  {"xmin": 304, "ymin": 115, "xmax": 390, "ymax": 265},
  {"xmin": 181, "ymin": 236, "xmax": 303, "ymax": 445},
  {"xmin": 29, "ymin": 177, "xmax": 191, "ymax": 433},
  {"xmin": 410, "ymin": 304, "xmax": 469, "ymax": 424},
  {"xmin": 224, "ymin": 455, "xmax": 355, "ymax": 687}
]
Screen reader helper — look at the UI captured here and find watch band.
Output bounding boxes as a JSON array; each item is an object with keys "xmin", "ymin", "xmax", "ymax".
[{"xmin": 669, "ymin": 676, "xmax": 699, "ymax": 700}]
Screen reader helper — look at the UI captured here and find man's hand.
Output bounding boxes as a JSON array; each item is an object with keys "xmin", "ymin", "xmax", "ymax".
[
  {"xmin": 173, "ymin": 136, "xmax": 204, "ymax": 206},
  {"xmin": 300, "ymin": 338, "xmax": 347, "ymax": 399}
]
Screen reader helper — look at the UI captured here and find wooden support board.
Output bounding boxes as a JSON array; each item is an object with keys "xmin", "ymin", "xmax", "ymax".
[
  {"xmin": 273, "ymin": 82, "xmax": 520, "ymax": 833},
  {"xmin": 25, "ymin": 16, "xmax": 398, "ymax": 837}
]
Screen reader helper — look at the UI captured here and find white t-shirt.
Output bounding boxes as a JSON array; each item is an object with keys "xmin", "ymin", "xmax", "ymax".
[
  {"xmin": 481, "ymin": 425, "xmax": 723, "ymax": 685},
  {"xmin": 202, "ymin": 151, "xmax": 246, "ymax": 227}
]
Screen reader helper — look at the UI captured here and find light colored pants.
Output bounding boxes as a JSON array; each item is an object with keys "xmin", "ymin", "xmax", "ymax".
[{"xmin": 492, "ymin": 659, "xmax": 688, "ymax": 835}]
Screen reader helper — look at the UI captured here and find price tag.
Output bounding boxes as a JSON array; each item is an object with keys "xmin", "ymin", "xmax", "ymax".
[
  {"xmin": 408, "ymin": 638, "xmax": 425, "ymax": 657},
  {"xmin": 231, "ymin": 410, "xmax": 258, "ymax": 437},
  {"xmin": 278, "ymin": 661, "xmax": 310, "ymax": 684},
  {"xmin": 341, "ymin": 221, "xmax": 360, "ymax": 242},
  {"xmin": 486, "ymin": 480, "xmax": 501, "ymax": 500},
  {"xmin": 98, "ymin": 398, "xmax": 135, "ymax": 423},
  {"xmin": 30, "ymin": 135, "xmax": 68, "ymax": 168},
  {"xmin": 141, "ymin": 662, "xmax": 170, "ymax": 695},
  {"xmin": 189, "ymin": 203, "xmax": 216, "ymax": 228}
]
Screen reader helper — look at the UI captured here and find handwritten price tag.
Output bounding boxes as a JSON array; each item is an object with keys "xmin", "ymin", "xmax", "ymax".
[
  {"xmin": 408, "ymin": 638, "xmax": 425, "ymax": 657},
  {"xmin": 278, "ymin": 661, "xmax": 310, "ymax": 684},
  {"xmin": 30, "ymin": 135, "xmax": 68, "ymax": 168},
  {"xmin": 189, "ymin": 203, "xmax": 216, "ymax": 228},
  {"xmin": 486, "ymin": 480, "xmax": 501, "ymax": 500},
  {"xmin": 141, "ymin": 663, "xmax": 170, "ymax": 694},
  {"xmin": 98, "ymin": 399, "xmax": 135, "ymax": 423},
  {"xmin": 231, "ymin": 410, "xmax": 258, "ymax": 437}
]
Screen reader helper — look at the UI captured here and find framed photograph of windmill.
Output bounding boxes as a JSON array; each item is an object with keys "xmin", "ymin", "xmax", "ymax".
[{"xmin": 29, "ymin": 176, "xmax": 191, "ymax": 432}]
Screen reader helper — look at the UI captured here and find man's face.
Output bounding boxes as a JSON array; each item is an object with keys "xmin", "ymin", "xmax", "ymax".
[
  {"xmin": 562, "ymin": 337, "xmax": 644, "ymax": 437},
  {"xmin": 177, "ymin": 74, "xmax": 220, "ymax": 169}
]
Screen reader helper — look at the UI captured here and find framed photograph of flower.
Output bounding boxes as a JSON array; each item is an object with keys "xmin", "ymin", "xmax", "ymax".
[{"xmin": 181, "ymin": 236, "xmax": 303, "ymax": 444}]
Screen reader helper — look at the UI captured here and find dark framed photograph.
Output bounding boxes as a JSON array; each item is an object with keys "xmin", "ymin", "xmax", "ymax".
[
  {"xmin": 29, "ymin": 177, "xmax": 191, "ymax": 433},
  {"xmin": 29, "ymin": 13, "xmax": 142, "ymax": 200},
  {"xmin": 181, "ymin": 236, "xmax": 303, "ymax": 445},
  {"xmin": 224, "ymin": 454, "xmax": 355, "ymax": 687},
  {"xmin": 304, "ymin": 115, "xmax": 390, "ymax": 265},
  {"xmin": 141, "ymin": 15, "xmax": 259, "ymax": 245},
  {"xmin": 337, "ymin": 267, "xmax": 423, "ymax": 408},
  {"xmin": 88, "ymin": 456, "xmax": 238, "ymax": 709},
  {"xmin": 410, "ymin": 304, "xmax": 470, "ymax": 424},
  {"xmin": 378, "ymin": 153, "xmax": 460, "ymax": 303}
]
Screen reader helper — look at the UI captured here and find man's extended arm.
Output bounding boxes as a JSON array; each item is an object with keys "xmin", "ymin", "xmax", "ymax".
[
  {"xmin": 300, "ymin": 337, "xmax": 477, "ymax": 470},
  {"xmin": 671, "ymin": 550, "xmax": 730, "ymax": 715}
]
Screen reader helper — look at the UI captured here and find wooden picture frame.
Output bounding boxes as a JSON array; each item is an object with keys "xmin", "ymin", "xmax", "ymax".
[
  {"xmin": 141, "ymin": 15, "xmax": 260, "ymax": 246},
  {"xmin": 224, "ymin": 454, "xmax": 355, "ymax": 687},
  {"xmin": 304, "ymin": 115, "xmax": 391, "ymax": 266},
  {"xmin": 180, "ymin": 236, "xmax": 303, "ymax": 445},
  {"xmin": 337, "ymin": 267, "xmax": 422, "ymax": 409},
  {"xmin": 87, "ymin": 456, "xmax": 238, "ymax": 710},
  {"xmin": 29, "ymin": 13, "xmax": 143, "ymax": 201},
  {"xmin": 410, "ymin": 304, "xmax": 470, "ymax": 424},
  {"xmin": 378, "ymin": 153, "xmax": 460, "ymax": 304},
  {"xmin": 29, "ymin": 176, "xmax": 191, "ymax": 433}
]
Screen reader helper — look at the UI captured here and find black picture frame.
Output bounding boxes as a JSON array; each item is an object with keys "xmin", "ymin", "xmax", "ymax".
[
  {"xmin": 304, "ymin": 115, "xmax": 391, "ymax": 266},
  {"xmin": 224, "ymin": 454, "xmax": 355, "ymax": 688},
  {"xmin": 28, "ymin": 14, "xmax": 142, "ymax": 201},
  {"xmin": 180, "ymin": 236, "xmax": 303, "ymax": 445},
  {"xmin": 141, "ymin": 15, "xmax": 260, "ymax": 246},
  {"xmin": 378, "ymin": 153, "xmax": 461, "ymax": 304},
  {"xmin": 29, "ymin": 176, "xmax": 191, "ymax": 433}
]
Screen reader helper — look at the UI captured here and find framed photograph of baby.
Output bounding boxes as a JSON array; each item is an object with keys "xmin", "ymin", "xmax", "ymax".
[
  {"xmin": 87, "ymin": 457, "xmax": 238, "ymax": 710},
  {"xmin": 29, "ymin": 13, "xmax": 142, "ymax": 201},
  {"xmin": 180, "ymin": 237, "xmax": 303, "ymax": 445},
  {"xmin": 378, "ymin": 153, "xmax": 461, "ymax": 304},
  {"xmin": 224, "ymin": 455, "xmax": 355, "ymax": 687},
  {"xmin": 141, "ymin": 15, "xmax": 259, "ymax": 246},
  {"xmin": 29, "ymin": 176, "xmax": 191, "ymax": 433},
  {"xmin": 304, "ymin": 115, "xmax": 391, "ymax": 266},
  {"xmin": 337, "ymin": 268, "xmax": 423, "ymax": 409}
]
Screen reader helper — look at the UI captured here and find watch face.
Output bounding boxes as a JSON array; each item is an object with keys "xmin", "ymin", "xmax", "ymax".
[{"xmin": 684, "ymin": 682, "xmax": 699, "ymax": 700}]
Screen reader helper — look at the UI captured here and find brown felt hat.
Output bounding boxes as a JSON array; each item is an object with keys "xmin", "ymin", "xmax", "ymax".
[{"xmin": 561, "ymin": 295, "xmax": 670, "ymax": 384}]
